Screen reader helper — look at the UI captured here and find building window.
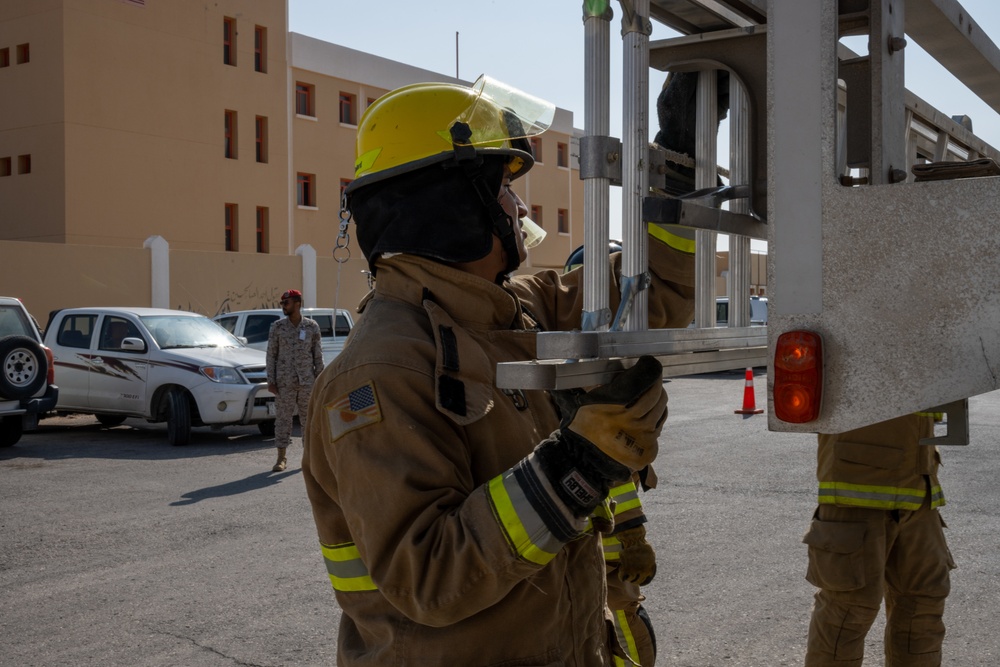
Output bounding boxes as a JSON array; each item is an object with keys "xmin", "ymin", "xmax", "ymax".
[
  {"xmin": 558, "ymin": 209, "xmax": 569, "ymax": 234},
  {"xmin": 0, "ymin": 48, "xmax": 9, "ymax": 68},
  {"xmin": 339, "ymin": 92, "xmax": 356, "ymax": 125},
  {"xmin": 0, "ymin": 157, "xmax": 10, "ymax": 177},
  {"xmin": 223, "ymin": 17, "xmax": 236, "ymax": 66},
  {"xmin": 295, "ymin": 82, "xmax": 315, "ymax": 117},
  {"xmin": 255, "ymin": 116, "xmax": 268, "ymax": 163},
  {"xmin": 224, "ymin": 110, "xmax": 237, "ymax": 159},
  {"xmin": 530, "ymin": 137, "xmax": 543, "ymax": 163},
  {"xmin": 557, "ymin": 142, "xmax": 569, "ymax": 168},
  {"xmin": 254, "ymin": 25, "xmax": 267, "ymax": 73},
  {"xmin": 256, "ymin": 207, "xmax": 269, "ymax": 253},
  {"xmin": 531, "ymin": 205, "xmax": 542, "ymax": 226},
  {"xmin": 17, "ymin": 154, "xmax": 31, "ymax": 175},
  {"xmin": 225, "ymin": 203, "xmax": 238, "ymax": 251},
  {"xmin": 297, "ymin": 173, "xmax": 316, "ymax": 207},
  {"xmin": 16, "ymin": 43, "xmax": 29, "ymax": 65}
]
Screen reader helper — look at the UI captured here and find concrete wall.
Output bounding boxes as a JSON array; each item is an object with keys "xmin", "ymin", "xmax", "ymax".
[{"xmin": 0, "ymin": 238, "xmax": 371, "ymax": 328}]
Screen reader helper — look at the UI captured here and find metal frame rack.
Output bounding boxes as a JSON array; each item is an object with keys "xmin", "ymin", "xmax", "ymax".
[{"xmin": 498, "ymin": 0, "xmax": 1000, "ymax": 440}]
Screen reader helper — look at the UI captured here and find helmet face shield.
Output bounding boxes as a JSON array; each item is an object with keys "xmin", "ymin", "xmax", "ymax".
[{"xmin": 451, "ymin": 75, "xmax": 555, "ymax": 153}]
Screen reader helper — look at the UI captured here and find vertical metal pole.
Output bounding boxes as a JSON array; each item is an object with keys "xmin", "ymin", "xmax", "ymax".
[
  {"xmin": 620, "ymin": 0, "xmax": 652, "ymax": 332},
  {"xmin": 729, "ymin": 76, "xmax": 751, "ymax": 327},
  {"xmin": 694, "ymin": 70, "xmax": 718, "ymax": 328},
  {"xmin": 870, "ymin": 0, "xmax": 906, "ymax": 185},
  {"xmin": 582, "ymin": 2, "xmax": 613, "ymax": 331}
]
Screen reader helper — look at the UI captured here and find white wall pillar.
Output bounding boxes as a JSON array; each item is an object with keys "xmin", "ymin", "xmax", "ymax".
[
  {"xmin": 143, "ymin": 235, "xmax": 170, "ymax": 308},
  {"xmin": 295, "ymin": 244, "xmax": 317, "ymax": 307}
]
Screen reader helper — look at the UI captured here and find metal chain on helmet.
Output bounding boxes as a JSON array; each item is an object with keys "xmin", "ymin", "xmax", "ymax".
[
  {"xmin": 334, "ymin": 197, "xmax": 352, "ymax": 264},
  {"xmin": 331, "ymin": 197, "xmax": 354, "ymax": 332}
]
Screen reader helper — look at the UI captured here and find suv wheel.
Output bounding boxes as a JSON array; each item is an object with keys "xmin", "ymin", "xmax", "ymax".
[
  {"xmin": 165, "ymin": 387, "xmax": 192, "ymax": 446},
  {"xmin": 0, "ymin": 415, "xmax": 23, "ymax": 447},
  {"xmin": 0, "ymin": 335, "xmax": 47, "ymax": 401},
  {"xmin": 258, "ymin": 420, "xmax": 276, "ymax": 437}
]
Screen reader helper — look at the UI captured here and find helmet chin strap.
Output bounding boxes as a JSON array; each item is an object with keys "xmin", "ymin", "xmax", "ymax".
[{"xmin": 450, "ymin": 122, "xmax": 521, "ymax": 283}]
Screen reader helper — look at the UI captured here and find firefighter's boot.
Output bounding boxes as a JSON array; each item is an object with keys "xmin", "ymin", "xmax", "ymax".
[{"xmin": 272, "ymin": 447, "xmax": 287, "ymax": 472}]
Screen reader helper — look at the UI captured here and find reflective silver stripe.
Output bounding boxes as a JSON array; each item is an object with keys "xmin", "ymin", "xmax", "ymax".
[
  {"xmin": 609, "ymin": 482, "xmax": 640, "ymax": 515},
  {"xmin": 603, "ymin": 534, "xmax": 622, "ymax": 560},
  {"xmin": 818, "ymin": 482, "xmax": 943, "ymax": 510},
  {"xmin": 320, "ymin": 542, "xmax": 377, "ymax": 592},
  {"xmin": 489, "ymin": 469, "xmax": 567, "ymax": 566}
]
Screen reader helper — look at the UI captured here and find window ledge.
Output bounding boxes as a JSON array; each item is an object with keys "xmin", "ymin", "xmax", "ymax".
[
  {"xmin": 297, "ymin": 205, "xmax": 319, "ymax": 211},
  {"xmin": 339, "ymin": 122, "xmax": 358, "ymax": 129},
  {"xmin": 296, "ymin": 114, "xmax": 318, "ymax": 122}
]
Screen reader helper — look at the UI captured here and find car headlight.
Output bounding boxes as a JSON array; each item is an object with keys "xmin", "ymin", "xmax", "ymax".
[{"xmin": 200, "ymin": 366, "xmax": 243, "ymax": 384}]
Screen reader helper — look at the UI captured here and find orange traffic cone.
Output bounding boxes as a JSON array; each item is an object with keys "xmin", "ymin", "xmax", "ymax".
[{"xmin": 735, "ymin": 367, "xmax": 764, "ymax": 415}]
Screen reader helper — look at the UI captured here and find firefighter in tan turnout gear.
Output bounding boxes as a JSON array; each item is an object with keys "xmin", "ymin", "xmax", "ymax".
[
  {"xmin": 302, "ymin": 75, "xmax": 696, "ymax": 665},
  {"xmin": 265, "ymin": 289, "xmax": 323, "ymax": 472},
  {"xmin": 803, "ymin": 413, "xmax": 955, "ymax": 667}
]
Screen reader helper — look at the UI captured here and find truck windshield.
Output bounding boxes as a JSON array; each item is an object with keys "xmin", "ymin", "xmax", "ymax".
[{"xmin": 141, "ymin": 315, "xmax": 243, "ymax": 350}]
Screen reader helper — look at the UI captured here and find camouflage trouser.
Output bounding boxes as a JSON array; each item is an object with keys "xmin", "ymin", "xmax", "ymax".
[
  {"xmin": 274, "ymin": 382, "xmax": 313, "ymax": 449},
  {"xmin": 804, "ymin": 500, "xmax": 955, "ymax": 667}
]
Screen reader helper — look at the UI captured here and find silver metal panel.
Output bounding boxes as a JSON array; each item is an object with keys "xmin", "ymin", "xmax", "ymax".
[
  {"xmin": 768, "ymin": 0, "xmax": 827, "ymax": 316},
  {"xmin": 769, "ymin": 172, "xmax": 1000, "ymax": 433}
]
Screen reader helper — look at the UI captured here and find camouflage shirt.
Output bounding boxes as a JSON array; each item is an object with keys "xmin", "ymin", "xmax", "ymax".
[{"xmin": 266, "ymin": 316, "xmax": 324, "ymax": 387}]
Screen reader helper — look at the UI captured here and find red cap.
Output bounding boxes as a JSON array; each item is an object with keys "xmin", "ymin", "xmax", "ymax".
[{"xmin": 280, "ymin": 289, "xmax": 302, "ymax": 301}]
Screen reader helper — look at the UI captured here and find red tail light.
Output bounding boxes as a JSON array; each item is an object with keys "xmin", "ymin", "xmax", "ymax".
[
  {"xmin": 773, "ymin": 330, "xmax": 822, "ymax": 423},
  {"xmin": 43, "ymin": 345, "xmax": 55, "ymax": 385}
]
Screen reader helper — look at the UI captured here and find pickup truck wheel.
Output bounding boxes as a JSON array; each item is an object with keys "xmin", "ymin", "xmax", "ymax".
[
  {"xmin": 96, "ymin": 414, "xmax": 128, "ymax": 427},
  {"xmin": 0, "ymin": 415, "xmax": 23, "ymax": 447},
  {"xmin": 0, "ymin": 335, "xmax": 47, "ymax": 401},
  {"xmin": 258, "ymin": 420, "xmax": 276, "ymax": 437},
  {"xmin": 166, "ymin": 388, "xmax": 192, "ymax": 446}
]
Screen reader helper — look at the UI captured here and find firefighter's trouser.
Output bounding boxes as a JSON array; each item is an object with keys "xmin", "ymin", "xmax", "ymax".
[
  {"xmin": 274, "ymin": 381, "xmax": 312, "ymax": 449},
  {"xmin": 607, "ymin": 565, "xmax": 656, "ymax": 666},
  {"xmin": 804, "ymin": 499, "xmax": 954, "ymax": 667}
]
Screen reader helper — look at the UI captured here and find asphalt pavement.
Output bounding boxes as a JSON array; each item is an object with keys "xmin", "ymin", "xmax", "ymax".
[{"xmin": 2, "ymin": 370, "xmax": 998, "ymax": 666}]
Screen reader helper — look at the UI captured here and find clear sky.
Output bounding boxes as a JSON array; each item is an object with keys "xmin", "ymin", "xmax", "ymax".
[{"xmin": 288, "ymin": 1, "xmax": 1000, "ymax": 242}]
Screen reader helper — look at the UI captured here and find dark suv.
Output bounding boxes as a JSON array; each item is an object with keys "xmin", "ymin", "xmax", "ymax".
[{"xmin": 0, "ymin": 297, "xmax": 59, "ymax": 447}]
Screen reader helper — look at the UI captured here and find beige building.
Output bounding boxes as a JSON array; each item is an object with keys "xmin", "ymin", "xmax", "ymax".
[{"xmin": 0, "ymin": 0, "xmax": 584, "ymax": 320}]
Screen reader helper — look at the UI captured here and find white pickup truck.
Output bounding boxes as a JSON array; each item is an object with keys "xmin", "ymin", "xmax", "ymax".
[
  {"xmin": 44, "ymin": 307, "xmax": 276, "ymax": 445},
  {"xmin": 213, "ymin": 308, "xmax": 354, "ymax": 368}
]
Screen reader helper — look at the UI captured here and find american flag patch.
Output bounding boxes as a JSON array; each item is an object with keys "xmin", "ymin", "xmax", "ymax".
[{"xmin": 327, "ymin": 381, "xmax": 382, "ymax": 442}]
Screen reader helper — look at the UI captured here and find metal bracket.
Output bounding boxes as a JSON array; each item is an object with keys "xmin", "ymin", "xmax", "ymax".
[
  {"xmin": 644, "ymin": 194, "xmax": 767, "ymax": 239},
  {"xmin": 919, "ymin": 399, "xmax": 970, "ymax": 446},
  {"xmin": 579, "ymin": 135, "xmax": 622, "ymax": 182},
  {"xmin": 581, "ymin": 308, "xmax": 613, "ymax": 332}
]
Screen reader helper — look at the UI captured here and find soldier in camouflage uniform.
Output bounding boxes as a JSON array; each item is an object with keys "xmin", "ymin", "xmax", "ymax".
[{"xmin": 266, "ymin": 289, "xmax": 324, "ymax": 472}]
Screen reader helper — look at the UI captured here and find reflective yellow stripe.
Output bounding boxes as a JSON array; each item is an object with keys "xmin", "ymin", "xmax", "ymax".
[
  {"xmin": 603, "ymin": 534, "xmax": 622, "ymax": 561},
  {"xmin": 612, "ymin": 608, "xmax": 639, "ymax": 666},
  {"xmin": 648, "ymin": 222, "xmax": 696, "ymax": 254},
  {"xmin": 320, "ymin": 542, "xmax": 377, "ymax": 592},
  {"xmin": 609, "ymin": 481, "xmax": 641, "ymax": 515},
  {"xmin": 488, "ymin": 474, "xmax": 560, "ymax": 566},
  {"xmin": 818, "ymin": 482, "xmax": 945, "ymax": 510}
]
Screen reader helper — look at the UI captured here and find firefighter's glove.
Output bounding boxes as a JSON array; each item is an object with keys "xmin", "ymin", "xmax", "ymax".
[
  {"xmin": 616, "ymin": 525, "xmax": 657, "ymax": 586},
  {"xmin": 556, "ymin": 355, "xmax": 666, "ymax": 472},
  {"xmin": 535, "ymin": 356, "xmax": 666, "ymax": 518}
]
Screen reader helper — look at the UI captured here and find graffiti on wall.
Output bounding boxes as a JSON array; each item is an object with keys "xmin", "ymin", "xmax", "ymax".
[{"xmin": 176, "ymin": 283, "xmax": 288, "ymax": 317}]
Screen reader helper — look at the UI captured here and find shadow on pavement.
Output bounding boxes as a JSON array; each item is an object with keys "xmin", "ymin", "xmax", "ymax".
[{"xmin": 170, "ymin": 469, "xmax": 300, "ymax": 505}]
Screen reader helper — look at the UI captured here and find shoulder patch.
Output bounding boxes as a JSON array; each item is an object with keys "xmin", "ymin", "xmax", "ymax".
[{"xmin": 327, "ymin": 381, "xmax": 382, "ymax": 442}]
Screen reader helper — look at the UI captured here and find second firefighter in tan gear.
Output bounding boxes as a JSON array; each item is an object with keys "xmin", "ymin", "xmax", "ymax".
[{"xmin": 803, "ymin": 413, "xmax": 955, "ymax": 667}]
